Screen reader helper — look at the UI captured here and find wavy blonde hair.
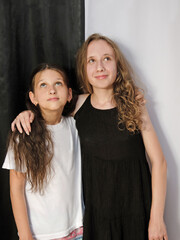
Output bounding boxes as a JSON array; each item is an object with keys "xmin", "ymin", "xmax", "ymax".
[{"xmin": 76, "ymin": 33, "xmax": 142, "ymax": 132}]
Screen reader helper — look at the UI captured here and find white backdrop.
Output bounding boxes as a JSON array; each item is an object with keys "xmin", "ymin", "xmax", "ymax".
[{"xmin": 85, "ymin": 0, "xmax": 180, "ymax": 238}]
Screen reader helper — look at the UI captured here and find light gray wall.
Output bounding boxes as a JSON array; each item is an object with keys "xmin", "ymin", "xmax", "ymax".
[{"xmin": 85, "ymin": 0, "xmax": 180, "ymax": 238}]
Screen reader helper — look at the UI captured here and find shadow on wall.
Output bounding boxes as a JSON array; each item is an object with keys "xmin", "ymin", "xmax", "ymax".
[{"xmin": 118, "ymin": 41, "xmax": 180, "ymax": 239}]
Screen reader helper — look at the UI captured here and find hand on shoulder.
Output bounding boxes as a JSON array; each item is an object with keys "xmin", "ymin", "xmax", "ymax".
[
  {"xmin": 11, "ymin": 110, "xmax": 34, "ymax": 135},
  {"xmin": 135, "ymin": 89, "xmax": 146, "ymax": 106}
]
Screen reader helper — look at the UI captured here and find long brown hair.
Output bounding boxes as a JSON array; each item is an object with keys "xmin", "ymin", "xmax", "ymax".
[
  {"xmin": 76, "ymin": 33, "xmax": 142, "ymax": 132},
  {"xmin": 8, "ymin": 63, "xmax": 73, "ymax": 193}
]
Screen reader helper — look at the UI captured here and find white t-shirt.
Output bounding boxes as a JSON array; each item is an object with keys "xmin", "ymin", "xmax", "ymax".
[{"xmin": 2, "ymin": 116, "xmax": 83, "ymax": 240}]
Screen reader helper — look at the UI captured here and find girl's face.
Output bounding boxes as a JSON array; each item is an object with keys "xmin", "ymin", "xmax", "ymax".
[
  {"xmin": 86, "ymin": 40, "xmax": 117, "ymax": 91},
  {"xmin": 29, "ymin": 69, "xmax": 72, "ymax": 115}
]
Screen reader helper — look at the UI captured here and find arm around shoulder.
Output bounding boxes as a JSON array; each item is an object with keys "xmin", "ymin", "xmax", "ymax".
[{"xmin": 72, "ymin": 94, "xmax": 89, "ymax": 116}]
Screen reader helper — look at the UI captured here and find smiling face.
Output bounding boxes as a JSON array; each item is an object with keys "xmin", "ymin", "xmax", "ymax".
[
  {"xmin": 29, "ymin": 69, "xmax": 72, "ymax": 117},
  {"xmin": 86, "ymin": 39, "xmax": 117, "ymax": 92}
]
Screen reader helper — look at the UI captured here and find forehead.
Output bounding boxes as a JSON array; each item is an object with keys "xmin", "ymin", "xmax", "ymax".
[
  {"xmin": 87, "ymin": 39, "xmax": 115, "ymax": 57},
  {"xmin": 34, "ymin": 69, "xmax": 64, "ymax": 82}
]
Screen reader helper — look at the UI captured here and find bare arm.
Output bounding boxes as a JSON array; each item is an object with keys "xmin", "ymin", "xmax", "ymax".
[
  {"xmin": 11, "ymin": 90, "xmax": 144, "ymax": 134},
  {"xmin": 11, "ymin": 94, "xmax": 89, "ymax": 134},
  {"xmin": 140, "ymin": 106, "xmax": 168, "ymax": 240},
  {"xmin": 71, "ymin": 94, "xmax": 89, "ymax": 116},
  {"xmin": 10, "ymin": 170, "xmax": 34, "ymax": 240}
]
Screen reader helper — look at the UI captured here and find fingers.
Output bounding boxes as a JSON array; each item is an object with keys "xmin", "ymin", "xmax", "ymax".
[
  {"xmin": 148, "ymin": 228, "xmax": 168, "ymax": 240},
  {"xmin": 135, "ymin": 94, "xmax": 145, "ymax": 101},
  {"xmin": 149, "ymin": 236, "xmax": 165, "ymax": 240},
  {"xmin": 11, "ymin": 119, "xmax": 18, "ymax": 132},
  {"xmin": 30, "ymin": 115, "xmax": 34, "ymax": 123},
  {"xmin": 135, "ymin": 93, "xmax": 143, "ymax": 99},
  {"xmin": 148, "ymin": 219, "xmax": 168, "ymax": 240},
  {"xmin": 11, "ymin": 111, "xmax": 34, "ymax": 135},
  {"xmin": 149, "ymin": 234, "xmax": 168, "ymax": 240},
  {"xmin": 15, "ymin": 118, "xmax": 24, "ymax": 134},
  {"xmin": 163, "ymin": 234, "xmax": 168, "ymax": 240},
  {"xmin": 139, "ymin": 98, "xmax": 146, "ymax": 106},
  {"xmin": 18, "ymin": 115, "xmax": 30, "ymax": 135},
  {"xmin": 135, "ymin": 90, "xmax": 146, "ymax": 106}
]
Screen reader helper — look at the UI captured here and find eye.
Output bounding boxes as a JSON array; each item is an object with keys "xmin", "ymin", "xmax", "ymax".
[
  {"xmin": 40, "ymin": 83, "xmax": 46, "ymax": 88},
  {"xmin": 56, "ymin": 81, "xmax": 62, "ymax": 86},
  {"xmin": 88, "ymin": 58, "xmax": 95, "ymax": 64},
  {"xmin": 104, "ymin": 56, "xmax": 111, "ymax": 61}
]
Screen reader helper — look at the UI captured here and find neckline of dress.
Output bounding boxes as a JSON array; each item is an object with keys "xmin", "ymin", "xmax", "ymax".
[{"xmin": 89, "ymin": 95, "xmax": 117, "ymax": 111}]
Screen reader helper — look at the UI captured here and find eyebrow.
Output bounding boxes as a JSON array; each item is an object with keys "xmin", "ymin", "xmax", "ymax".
[
  {"xmin": 87, "ymin": 53, "xmax": 114, "ymax": 59},
  {"xmin": 38, "ymin": 77, "xmax": 64, "ymax": 82}
]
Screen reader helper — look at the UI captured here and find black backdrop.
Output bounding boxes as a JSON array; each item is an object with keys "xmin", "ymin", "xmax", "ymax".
[{"xmin": 0, "ymin": 1, "xmax": 84, "ymax": 239}]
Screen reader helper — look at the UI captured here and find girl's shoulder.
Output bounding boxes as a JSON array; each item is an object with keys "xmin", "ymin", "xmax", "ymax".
[
  {"xmin": 63, "ymin": 116, "xmax": 77, "ymax": 131},
  {"xmin": 72, "ymin": 94, "xmax": 89, "ymax": 116},
  {"xmin": 63, "ymin": 116, "xmax": 79, "ymax": 140},
  {"xmin": 64, "ymin": 115, "xmax": 75, "ymax": 124}
]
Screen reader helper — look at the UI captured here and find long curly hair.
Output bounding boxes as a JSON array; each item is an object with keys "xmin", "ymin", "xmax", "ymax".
[
  {"xmin": 76, "ymin": 33, "xmax": 142, "ymax": 132},
  {"xmin": 8, "ymin": 63, "xmax": 75, "ymax": 193}
]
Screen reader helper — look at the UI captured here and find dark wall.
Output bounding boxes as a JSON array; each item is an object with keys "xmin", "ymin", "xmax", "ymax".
[{"xmin": 0, "ymin": 1, "xmax": 84, "ymax": 239}]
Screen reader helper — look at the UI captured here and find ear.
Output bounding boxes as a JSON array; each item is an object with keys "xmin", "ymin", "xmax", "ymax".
[
  {"xmin": 29, "ymin": 91, "xmax": 38, "ymax": 106},
  {"xmin": 67, "ymin": 88, "xmax": 72, "ymax": 103}
]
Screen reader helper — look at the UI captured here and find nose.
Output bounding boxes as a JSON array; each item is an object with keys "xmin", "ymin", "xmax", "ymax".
[
  {"xmin": 97, "ymin": 60, "xmax": 105, "ymax": 72},
  {"xmin": 49, "ymin": 86, "xmax": 56, "ymax": 94}
]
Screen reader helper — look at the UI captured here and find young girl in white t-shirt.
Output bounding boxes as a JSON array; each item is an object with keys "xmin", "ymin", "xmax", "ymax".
[{"xmin": 2, "ymin": 63, "xmax": 83, "ymax": 240}]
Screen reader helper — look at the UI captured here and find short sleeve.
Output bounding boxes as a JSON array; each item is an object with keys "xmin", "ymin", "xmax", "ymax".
[{"xmin": 2, "ymin": 147, "xmax": 26, "ymax": 173}]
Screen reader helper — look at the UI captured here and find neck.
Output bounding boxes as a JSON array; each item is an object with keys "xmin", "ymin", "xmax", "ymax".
[
  {"xmin": 91, "ymin": 88, "xmax": 116, "ymax": 109},
  {"xmin": 41, "ymin": 110, "xmax": 63, "ymax": 125}
]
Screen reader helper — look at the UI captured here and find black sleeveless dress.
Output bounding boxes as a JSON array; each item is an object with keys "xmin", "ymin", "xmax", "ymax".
[{"xmin": 75, "ymin": 95, "xmax": 152, "ymax": 240}]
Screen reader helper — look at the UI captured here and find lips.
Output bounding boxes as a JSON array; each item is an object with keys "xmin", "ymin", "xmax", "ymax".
[
  {"xmin": 95, "ymin": 75, "xmax": 108, "ymax": 80},
  {"xmin": 47, "ymin": 97, "xmax": 59, "ymax": 101}
]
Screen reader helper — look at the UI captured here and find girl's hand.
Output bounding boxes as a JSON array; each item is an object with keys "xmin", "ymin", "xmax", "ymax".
[
  {"xmin": 148, "ymin": 217, "xmax": 168, "ymax": 240},
  {"xmin": 135, "ymin": 90, "xmax": 146, "ymax": 106},
  {"xmin": 11, "ymin": 110, "xmax": 34, "ymax": 135}
]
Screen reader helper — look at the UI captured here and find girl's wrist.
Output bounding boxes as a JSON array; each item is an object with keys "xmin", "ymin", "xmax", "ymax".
[
  {"xmin": 150, "ymin": 210, "xmax": 164, "ymax": 221},
  {"xmin": 18, "ymin": 231, "xmax": 33, "ymax": 240}
]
